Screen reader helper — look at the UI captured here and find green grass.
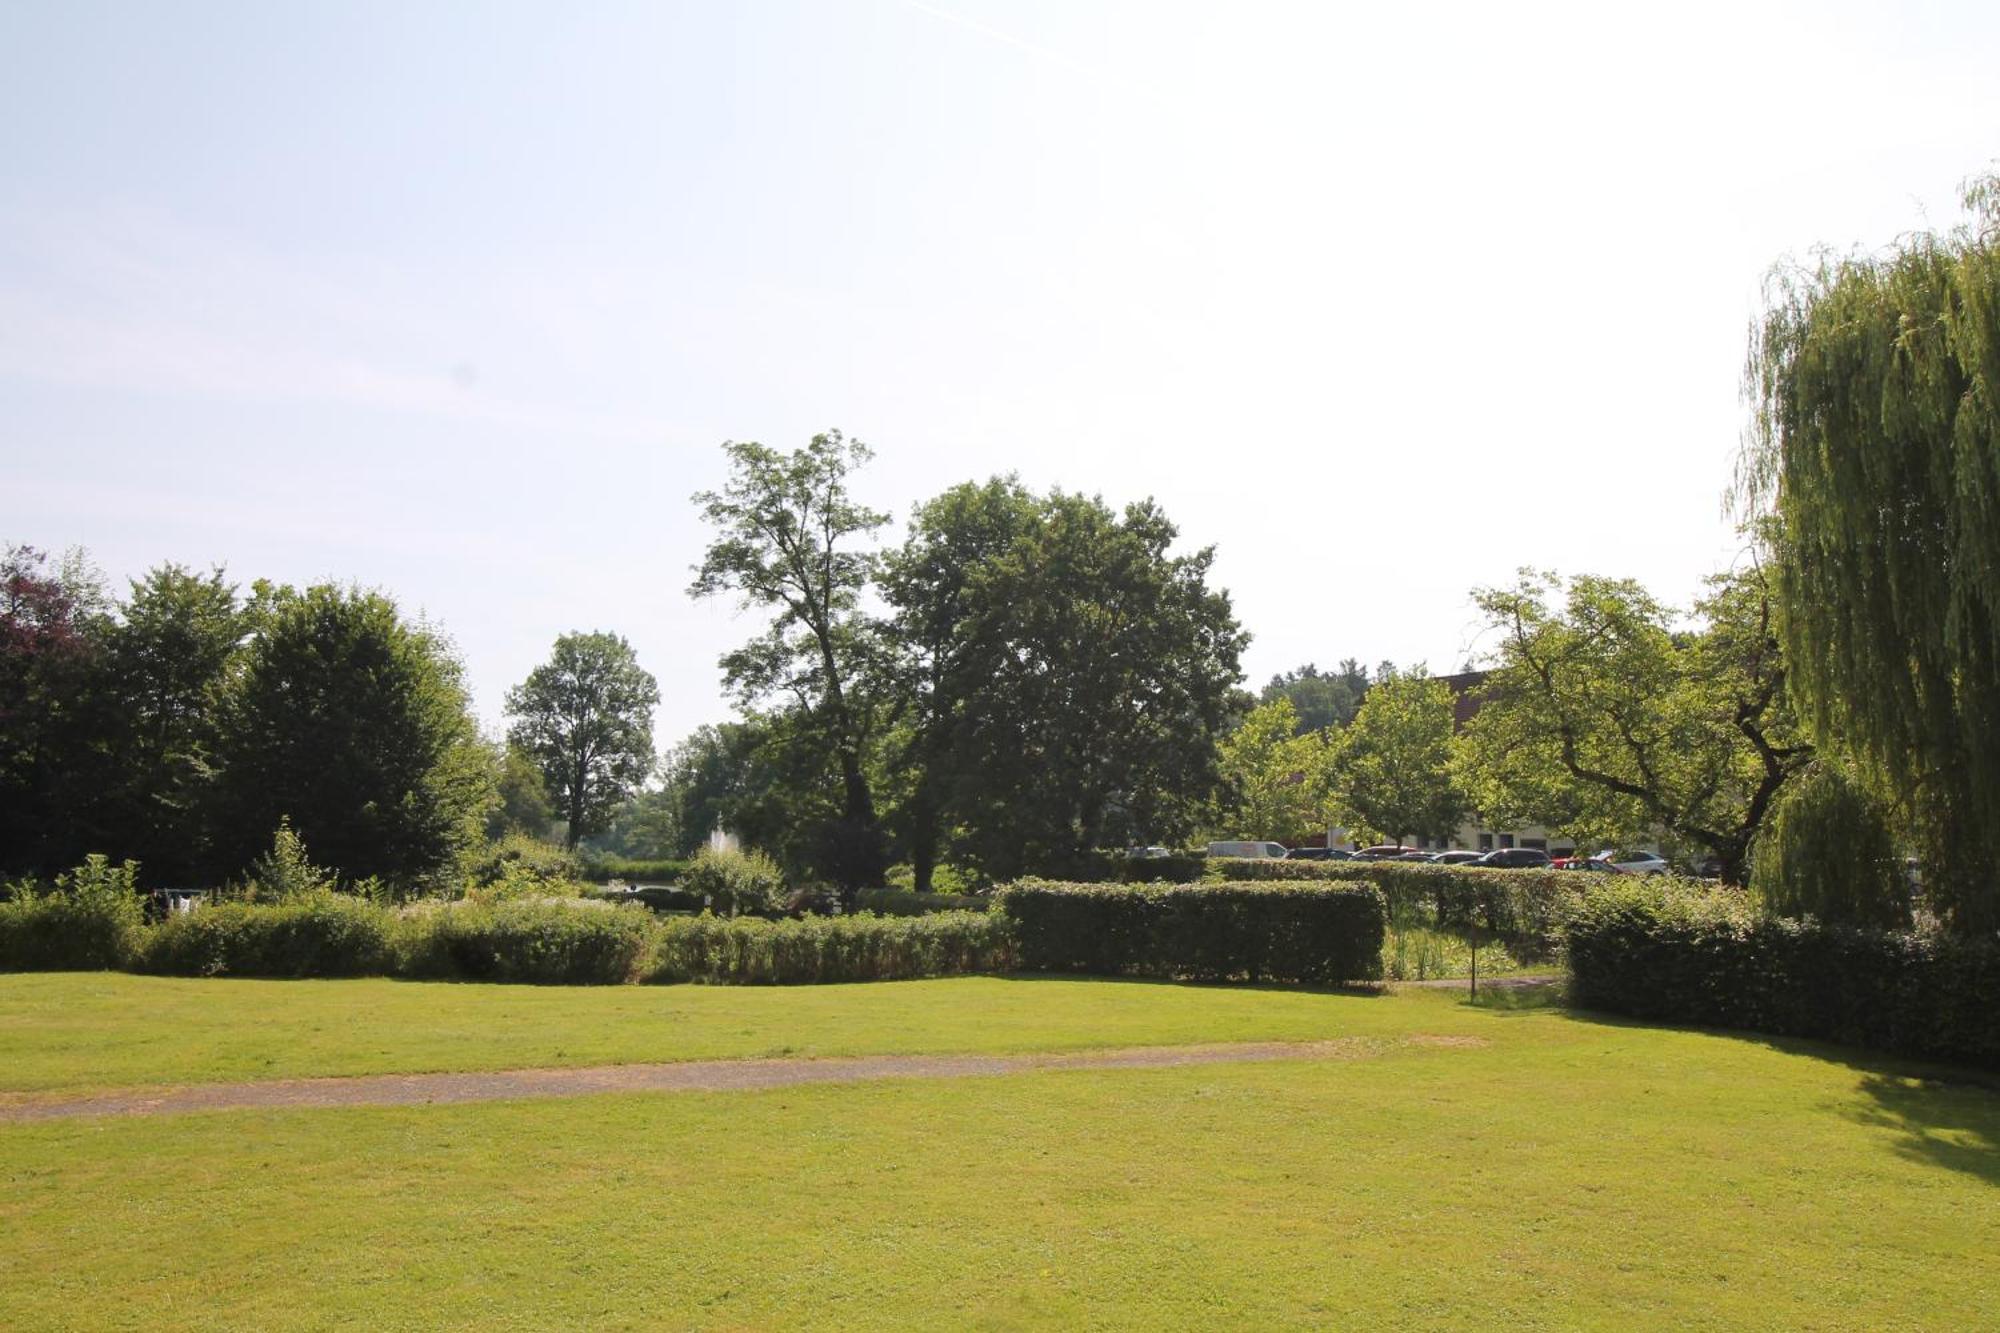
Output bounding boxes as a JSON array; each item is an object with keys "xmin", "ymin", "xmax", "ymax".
[
  {"xmin": 1, "ymin": 977, "xmax": 1996, "ymax": 1328},
  {"xmin": 0, "ymin": 972, "xmax": 1479, "ymax": 1095}
]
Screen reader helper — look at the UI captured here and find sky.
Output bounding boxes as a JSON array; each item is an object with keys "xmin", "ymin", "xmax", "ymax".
[{"xmin": 3, "ymin": 0, "xmax": 1998, "ymax": 750}]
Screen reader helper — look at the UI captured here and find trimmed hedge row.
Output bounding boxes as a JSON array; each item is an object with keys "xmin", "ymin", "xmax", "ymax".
[
  {"xmin": 0, "ymin": 891, "xmax": 1010, "ymax": 986},
  {"xmin": 1564, "ymin": 882, "xmax": 2000, "ymax": 1068},
  {"xmin": 854, "ymin": 888, "xmax": 991, "ymax": 916},
  {"xmin": 996, "ymin": 879, "xmax": 1384, "ymax": 984},
  {"xmin": 580, "ymin": 857, "xmax": 689, "ymax": 884},
  {"xmin": 1211, "ymin": 859, "xmax": 1588, "ymax": 958},
  {"xmin": 656, "ymin": 911, "xmax": 1010, "ymax": 984}
]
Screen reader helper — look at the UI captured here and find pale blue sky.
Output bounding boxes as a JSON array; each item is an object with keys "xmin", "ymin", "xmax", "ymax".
[{"xmin": 4, "ymin": 0, "xmax": 1998, "ymax": 749}]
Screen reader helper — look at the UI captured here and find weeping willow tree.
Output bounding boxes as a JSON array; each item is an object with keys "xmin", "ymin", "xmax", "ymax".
[
  {"xmin": 1740, "ymin": 173, "xmax": 2000, "ymax": 935},
  {"xmin": 1750, "ymin": 762, "xmax": 1910, "ymax": 930}
]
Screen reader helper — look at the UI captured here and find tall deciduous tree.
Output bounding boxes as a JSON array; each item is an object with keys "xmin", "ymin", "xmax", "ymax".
[
  {"xmin": 0, "ymin": 544, "xmax": 110, "ymax": 875},
  {"xmin": 1459, "ymin": 569, "xmax": 1810, "ymax": 883},
  {"xmin": 878, "ymin": 477, "xmax": 1041, "ymax": 890},
  {"xmin": 1215, "ymin": 697, "xmax": 1337, "ymax": 842},
  {"xmin": 690, "ymin": 431, "xmax": 890, "ymax": 893},
  {"xmin": 1335, "ymin": 669, "xmax": 1468, "ymax": 846},
  {"xmin": 943, "ymin": 492, "xmax": 1246, "ymax": 879},
  {"xmin": 506, "ymin": 632, "xmax": 659, "ymax": 849},
  {"xmin": 214, "ymin": 584, "xmax": 493, "ymax": 888},
  {"xmin": 1739, "ymin": 175, "xmax": 2000, "ymax": 931},
  {"xmin": 99, "ymin": 565, "xmax": 244, "ymax": 883}
]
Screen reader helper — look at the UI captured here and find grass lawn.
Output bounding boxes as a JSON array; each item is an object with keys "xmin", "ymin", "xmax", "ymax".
[{"xmin": 2, "ymin": 976, "xmax": 1996, "ymax": 1328}]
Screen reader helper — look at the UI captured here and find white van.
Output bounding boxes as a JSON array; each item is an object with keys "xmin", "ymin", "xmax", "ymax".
[{"xmin": 1205, "ymin": 841, "xmax": 1289, "ymax": 860}]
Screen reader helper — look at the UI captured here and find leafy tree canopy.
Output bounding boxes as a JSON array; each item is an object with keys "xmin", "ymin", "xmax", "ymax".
[
  {"xmin": 1335, "ymin": 668, "xmax": 1468, "ymax": 846},
  {"xmin": 1459, "ymin": 568, "xmax": 1810, "ymax": 883},
  {"xmin": 1739, "ymin": 174, "xmax": 2000, "ymax": 930},
  {"xmin": 505, "ymin": 631, "xmax": 659, "ymax": 849},
  {"xmin": 1215, "ymin": 697, "xmax": 1338, "ymax": 842}
]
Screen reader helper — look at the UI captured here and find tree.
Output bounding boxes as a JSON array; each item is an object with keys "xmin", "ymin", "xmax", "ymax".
[
  {"xmin": 878, "ymin": 476, "xmax": 1041, "ymax": 890},
  {"xmin": 0, "ymin": 544, "xmax": 110, "ymax": 875},
  {"xmin": 690, "ymin": 431, "xmax": 890, "ymax": 893},
  {"xmin": 1215, "ymin": 697, "xmax": 1337, "ymax": 841},
  {"xmin": 1739, "ymin": 175, "xmax": 2000, "ymax": 931},
  {"xmin": 213, "ymin": 584, "xmax": 493, "ymax": 889},
  {"xmin": 96, "ymin": 564, "xmax": 244, "ymax": 884},
  {"xmin": 1751, "ymin": 761, "xmax": 1910, "ymax": 930},
  {"xmin": 1459, "ymin": 568, "xmax": 1811, "ymax": 883},
  {"xmin": 484, "ymin": 742, "xmax": 556, "ymax": 842},
  {"xmin": 1258, "ymin": 660, "xmax": 1371, "ymax": 733},
  {"xmin": 505, "ymin": 632, "xmax": 659, "ymax": 849},
  {"xmin": 1335, "ymin": 669, "xmax": 1468, "ymax": 846},
  {"xmin": 942, "ymin": 491, "xmax": 1246, "ymax": 879}
]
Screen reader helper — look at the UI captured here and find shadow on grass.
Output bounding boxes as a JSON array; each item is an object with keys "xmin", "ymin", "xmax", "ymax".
[
  {"xmin": 993, "ymin": 971, "xmax": 1388, "ymax": 999},
  {"xmin": 1549, "ymin": 1002, "xmax": 2000, "ymax": 1185}
]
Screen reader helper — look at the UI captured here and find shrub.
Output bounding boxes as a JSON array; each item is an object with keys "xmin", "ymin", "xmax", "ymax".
[
  {"xmin": 0, "ymin": 855, "xmax": 144, "ymax": 971},
  {"xmin": 1751, "ymin": 762, "xmax": 1911, "ymax": 928},
  {"xmin": 241, "ymin": 818, "xmax": 334, "ymax": 901},
  {"xmin": 650, "ymin": 911, "xmax": 1012, "ymax": 985},
  {"xmin": 466, "ymin": 859, "xmax": 589, "ymax": 903},
  {"xmin": 854, "ymin": 888, "xmax": 990, "ymax": 916},
  {"xmin": 137, "ymin": 891, "xmax": 394, "ymax": 978},
  {"xmin": 680, "ymin": 846, "xmax": 786, "ymax": 917},
  {"xmin": 469, "ymin": 833, "xmax": 584, "ymax": 886},
  {"xmin": 1111, "ymin": 853, "xmax": 1207, "ymax": 884},
  {"xmin": 996, "ymin": 880, "xmax": 1384, "ymax": 985},
  {"xmin": 1564, "ymin": 880, "xmax": 2000, "ymax": 1067},
  {"xmin": 1213, "ymin": 859, "xmax": 1586, "ymax": 959},
  {"xmin": 579, "ymin": 856, "xmax": 688, "ymax": 884},
  {"xmin": 399, "ymin": 898, "xmax": 659, "ymax": 984}
]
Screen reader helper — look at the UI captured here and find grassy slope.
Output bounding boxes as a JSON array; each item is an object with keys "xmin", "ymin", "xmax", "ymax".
[
  {"xmin": 1, "ymin": 981, "xmax": 1996, "ymax": 1328},
  {"xmin": 0, "ymin": 973, "xmax": 1506, "ymax": 1095}
]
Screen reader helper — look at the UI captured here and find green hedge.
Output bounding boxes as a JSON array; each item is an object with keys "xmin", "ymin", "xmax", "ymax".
[
  {"xmin": 587, "ymin": 885, "xmax": 707, "ymax": 913},
  {"xmin": 1564, "ymin": 882, "xmax": 2000, "ymax": 1068},
  {"xmin": 580, "ymin": 857, "xmax": 689, "ymax": 884},
  {"xmin": 138, "ymin": 894, "xmax": 396, "ymax": 978},
  {"xmin": 400, "ymin": 899, "xmax": 659, "ymax": 984},
  {"xmin": 1212, "ymin": 859, "xmax": 1586, "ymax": 958},
  {"xmin": 996, "ymin": 880, "xmax": 1384, "ymax": 984},
  {"xmin": 854, "ymin": 888, "xmax": 990, "ymax": 916},
  {"xmin": 654, "ymin": 911, "xmax": 1012, "ymax": 985},
  {"xmin": 0, "ymin": 857, "xmax": 144, "ymax": 971}
]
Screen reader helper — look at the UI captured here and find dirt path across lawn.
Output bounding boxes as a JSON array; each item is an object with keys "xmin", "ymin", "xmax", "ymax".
[{"xmin": 0, "ymin": 1035, "xmax": 1484, "ymax": 1123}]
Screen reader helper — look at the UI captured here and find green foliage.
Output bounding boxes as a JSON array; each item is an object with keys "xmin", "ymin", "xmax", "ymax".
[
  {"xmin": 469, "ymin": 833, "xmax": 585, "ymax": 886},
  {"xmin": 1564, "ymin": 879, "xmax": 2000, "ymax": 1067},
  {"xmin": 241, "ymin": 819, "xmax": 333, "ymax": 902},
  {"xmin": 888, "ymin": 486, "xmax": 1247, "ymax": 882},
  {"xmin": 0, "ymin": 855, "xmax": 142, "ymax": 970},
  {"xmin": 1210, "ymin": 858, "xmax": 1585, "ymax": 960},
  {"xmin": 1335, "ymin": 670, "xmax": 1469, "ymax": 846},
  {"xmin": 400, "ymin": 898, "xmax": 658, "ymax": 984},
  {"xmin": 137, "ymin": 892, "xmax": 395, "ymax": 978},
  {"xmin": 1216, "ymin": 697, "xmax": 1337, "ymax": 842},
  {"xmin": 1740, "ymin": 177, "xmax": 2000, "ymax": 933},
  {"xmin": 1751, "ymin": 762, "xmax": 1911, "ymax": 928},
  {"xmin": 213, "ymin": 584, "xmax": 494, "ymax": 890},
  {"xmin": 680, "ymin": 845, "xmax": 787, "ymax": 916},
  {"xmin": 996, "ymin": 880, "xmax": 1384, "ymax": 984},
  {"xmin": 578, "ymin": 856, "xmax": 687, "ymax": 884},
  {"xmin": 1109, "ymin": 853, "xmax": 1208, "ymax": 884},
  {"xmin": 505, "ymin": 631, "xmax": 659, "ymax": 849},
  {"xmin": 690, "ymin": 431, "xmax": 891, "ymax": 893},
  {"xmin": 485, "ymin": 742, "xmax": 556, "ymax": 842},
  {"xmin": 854, "ymin": 888, "xmax": 990, "ymax": 915},
  {"xmin": 1258, "ymin": 660, "xmax": 1371, "ymax": 732},
  {"xmin": 1461, "ymin": 568, "xmax": 1811, "ymax": 883},
  {"xmin": 651, "ymin": 911, "xmax": 1012, "ymax": 984}
]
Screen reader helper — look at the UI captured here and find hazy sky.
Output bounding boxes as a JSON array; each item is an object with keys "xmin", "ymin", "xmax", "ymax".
[{"xmin": 4, "ymin": 0, "xmax": 1997, "ymax": 749}]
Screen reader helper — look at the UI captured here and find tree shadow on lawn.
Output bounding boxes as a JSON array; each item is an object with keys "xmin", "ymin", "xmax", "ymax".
[
  {"xmin": 993, "ymin": 971, "xmax": 1389, "ymax": 999},
  {"xmin": 1549, "ymin": 1004, "xmax": 2000, "ymax": 1186}
]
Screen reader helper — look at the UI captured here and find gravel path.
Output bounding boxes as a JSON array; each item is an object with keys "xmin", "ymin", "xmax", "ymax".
[{"xmin": 0, "ymin": 1035, "xmax": 1483, "ymax": 1123}]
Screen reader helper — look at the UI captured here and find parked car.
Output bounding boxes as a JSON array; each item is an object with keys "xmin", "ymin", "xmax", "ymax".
[
  {"xmin": 1430, "ymin": 850, "xmax": 1483, "ymax": 865},
  {"xmin": 1476, "ymin": 847, "xmax": 1552, "ymax": 869},
  {"xmin": 1286, "ymin": 847, "xmax": 1353, "ymax": 861},
  {"xmin": 1562, "ymin": 858, "xmax": 1628, "ymax": 873},
  {"xmin": 1205, "ymin": 840, "xmax": 1289, "ymax": 860},
  {"xmin": 1352, "ymin": 844, "xmax": 1425, "ymax": 861},
  {"xmin": 1597, "ymin": 849, "xmax": 1670, "ymax": 876},
  {"xmin": 1122, "ymin": 846, "xmax": 1173, "ymax": 859}
]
